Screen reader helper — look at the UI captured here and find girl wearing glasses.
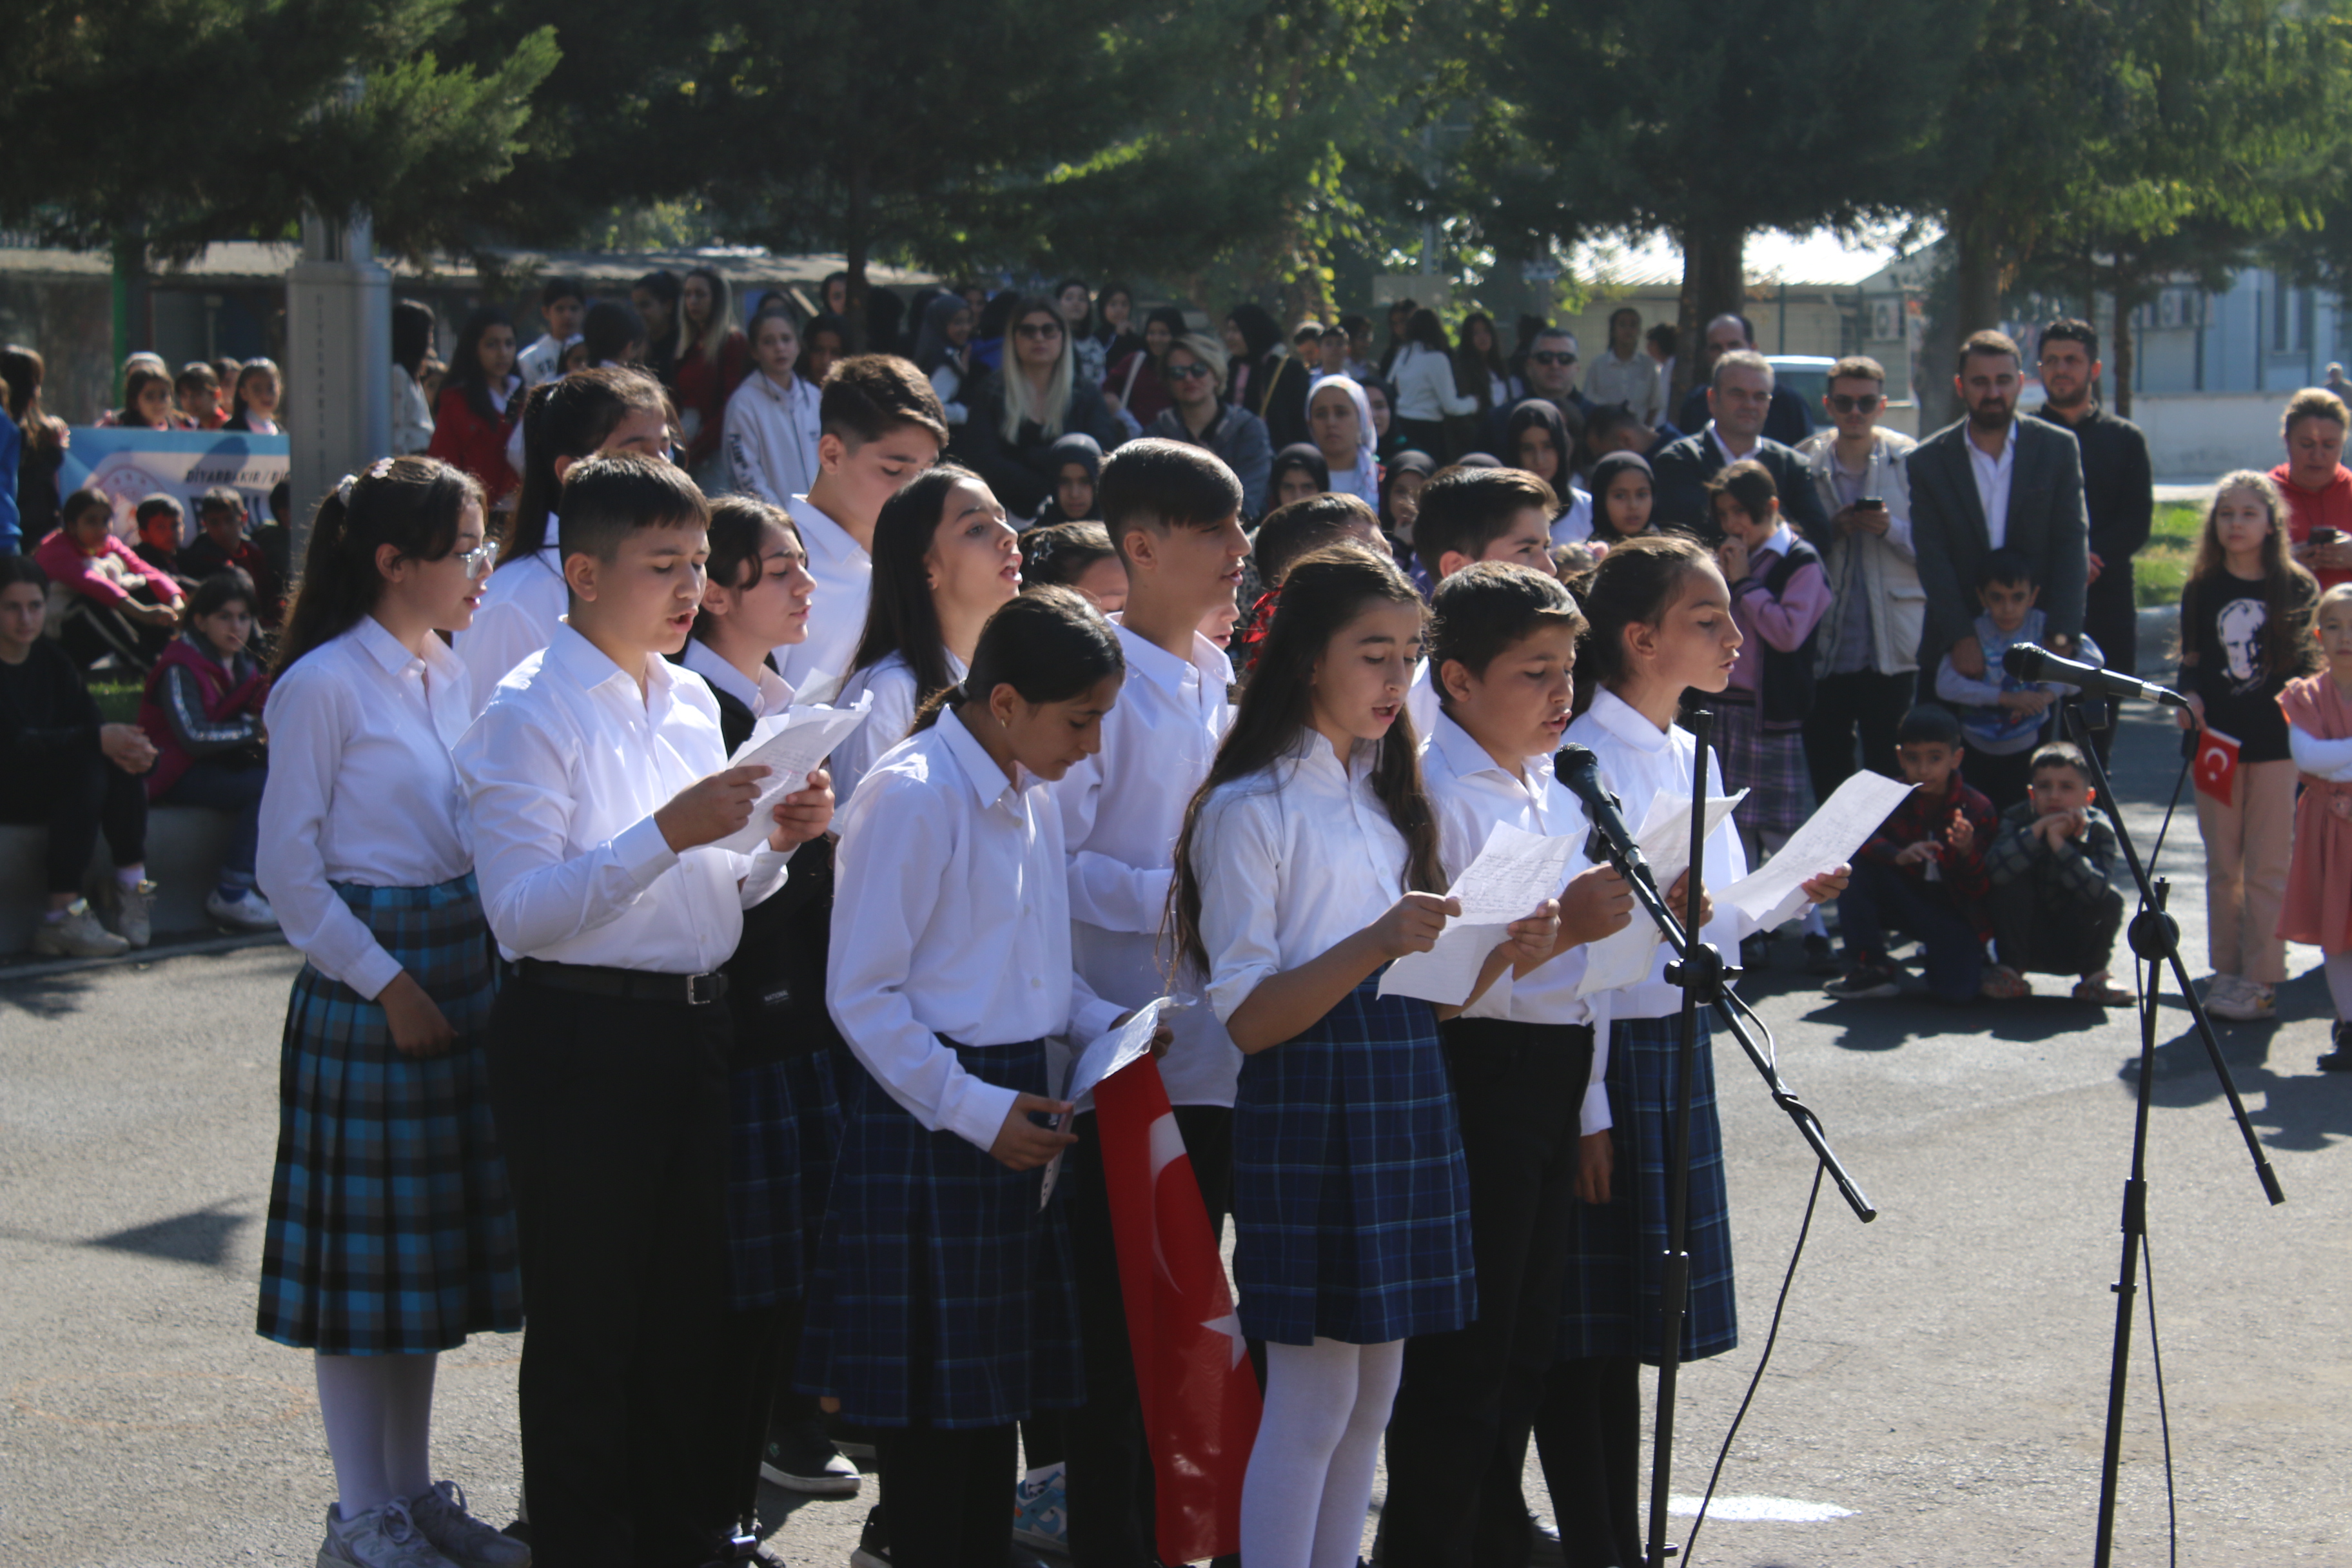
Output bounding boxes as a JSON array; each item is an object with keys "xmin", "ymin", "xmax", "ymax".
[
  {"xmin": 254, "ymin": 456, "xmax": 529, "ymax": 1568},
  {"xmin": 959, "ymin": 295, "xmax": 1124, "ymax": 522}
]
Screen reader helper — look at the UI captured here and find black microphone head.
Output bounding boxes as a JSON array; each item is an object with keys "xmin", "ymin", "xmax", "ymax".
[
  {"xmin": 2001, "ymin": 642, "xmax": 2047, "ymax": 681},
  {"xmin": 1555, "ymin": 742, "xmax": 1600, "ymax": 778}
]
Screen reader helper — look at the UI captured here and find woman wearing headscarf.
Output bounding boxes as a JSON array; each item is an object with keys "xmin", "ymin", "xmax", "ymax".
[
  {"xmin": 1305, "ymin": 375, "xmax": 1380, "ymax": 507},
  {"xmin": 1104, "ymin": 305, "xmax": 1185, "ymax": 436},
  {"xmin": 1378, "ymin": 448, "xmax": 1436, "ymax": 571},
  {"xmin": 912, "ymin": 293, "xmax": 977, "ymax": 427},
  {"xmin": 1222, "ymin": 303, "xmax": 1309, "ymax": 450},
  {"xmin": 955, "ymin": 295, "xmax": 1121, "ymax": 521},
  {"xmin": 1268, "ymin": 444, "xmax": 1332, "ymax": 510},
  {"xmin": 1503, "ymin": 397, "xmax": 1594, "ymax": 543},
  {"xmin": 1029, "ymin": 432, "xmax": 1104, "ymax": 529}
]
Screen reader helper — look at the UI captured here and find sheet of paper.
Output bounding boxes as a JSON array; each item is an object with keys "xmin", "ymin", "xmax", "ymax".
[
  {"xmin": 1575, "ymin": 789, "xmax": 1747, "ymax": 999},
  {"xmin": 1378, "ymin": 824, "xmax": 1580, "ymax": 1004},
  {"xmin": 712, "ymin": 695, "xmax": 872, "ymax": 855},
  {"xmin": 1718, "ymin": 770, "xmax": 1913, "ymax": 921},
  {"xmin": 1043, "ymin": 998, "xmax": 1171, "ymax": 1208}
]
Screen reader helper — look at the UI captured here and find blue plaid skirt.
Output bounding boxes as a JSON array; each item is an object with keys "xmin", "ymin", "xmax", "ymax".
[
  {"xmin": 1231, "ymin": 977, "xmax": 1475, "ymax": 1347},
  {"xmin": 794, "ymin": 1038, "xmax": 1082, "ymax": 1428},
  {"xmin": 1558, "ymin": 1012, "xmax": 1736, "ymax": 1364},
  {"xmin": 257, "ymin": 876, "xmax": 523, "ymax": 1355},
  {"xmin": 725, "ymin": 1046, "xmax": 845, "ymax": 1311}
]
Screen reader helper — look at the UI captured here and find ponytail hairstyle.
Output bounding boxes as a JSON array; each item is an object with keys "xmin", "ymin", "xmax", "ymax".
[
  {"xmin": 2186, "ymin": 468, "xmax": 2320, "ymax": 680},
  {"xmin": 504, "ymin": 366, "xmax": 670, "ymax": 565},
  {"xmin": 1571, "ymin": 531, "xmax": 1716, "ymax": 715},
  {"xmin": 693, "ymin": 495, "xmax": 801, "ymax": 647},
  {"xmin": 847, "ymin": 463, "xmax": 985, "ymax": 707},
  {"xmin": 1168, "ymin": 543, "xmax": 1440, "ymax": 979},
  {"xmin": 273, "ymin": 456, "xmax": 483, "ymax": 677},
  {"xmin": 910, "ymin": 584, "xmax": 1124, "ymax": 733}
]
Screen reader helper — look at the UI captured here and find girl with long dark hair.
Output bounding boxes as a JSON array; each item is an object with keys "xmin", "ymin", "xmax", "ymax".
[{"xmin": 426, "ymin": 308, "xmax": 524, "ymax": 507}]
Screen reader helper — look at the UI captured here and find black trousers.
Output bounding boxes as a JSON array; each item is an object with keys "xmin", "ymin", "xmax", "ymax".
[
  {"xmin": 1383, "ymin": 1019, "xmax": 1594, "ymax": 1568},
  {"xmin": 716, "ymin": 1297, "xmax": 797, "ymax": 1529},
  {"xmin": 0, "ymin": 738, "xmax": 146, "ymax": 893},
  {"xmin": 1531, "ymin": 1355, "xmax": 1643, "ymax": 1568},
  {"xmin": 877, "ymin": 1422, "xmax": 1021, "ymax": 1568},
  {"xmin": 1963, "ymin": 745, "xmax": 2039, "ymax": 818},
  {"xmin": 1991, "ymin": 876, "xmax": 2126, "ymax": 979},
  {"xmin": 1800, "ymin": 667, "xmax": 1913, "ymax": 810},
  {"xmin": 487, "ymin": 977, "xmax": 732, "ymax": 1568},
  {"xmin": 1062, "ymin": 1102, "xmax": 1233, "ymax": 1568}
]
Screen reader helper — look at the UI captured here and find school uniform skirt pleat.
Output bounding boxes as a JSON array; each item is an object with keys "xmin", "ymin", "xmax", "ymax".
[
  {"xmin": 1557, "ymin": 1012, "xmax": 1737, "ymax": 1365},
  {"xmin": 725, "ymin": 1046, "xmax": 845, "ymax": 1311},
  {"xmin": 794, "ymin": 1037, "xmax": 1081, "ymax": 1429},
  {"xmin": 1712, "ymin": 694, "xmax": 1809, "ymax": 838},
  {"xmin": 1230, "ymin": 976, "xmax": 1475, "ymax": 1347},
  {"xmin": 256, "ymin": 875, "xmax": 522, "ymax": 1355}
]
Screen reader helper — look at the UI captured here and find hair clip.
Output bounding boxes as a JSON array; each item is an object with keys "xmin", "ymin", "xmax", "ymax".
[{"xmin": 335, "ymin": 473, "xmax": 358, "ymax": 506}]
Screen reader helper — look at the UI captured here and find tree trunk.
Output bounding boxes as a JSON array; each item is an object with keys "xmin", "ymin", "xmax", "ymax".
[
  {"xmin": 1671, "ymin": 219, "xmax": 1745, "ymax": 410},
  {"xmin": 843, "ymin": 152, "xmax": 871, "ymax": 353},
  {"xmin": 1946, "ymin": 192, "xmax": 2006, "ymax": 428},
  {"xmin": 2111, "ymin": 279, "xmax": 2135, "ymax": 418}
]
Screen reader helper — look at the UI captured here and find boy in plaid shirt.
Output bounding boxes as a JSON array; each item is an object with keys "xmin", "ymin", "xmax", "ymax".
[
  {"xmin": 1825, "ymin": 704, "xmax": 2001, "ymax": 1003},
  {"xmin": 1983, "ymin": 740, "xmax": 2130, "ymax": 1004}
]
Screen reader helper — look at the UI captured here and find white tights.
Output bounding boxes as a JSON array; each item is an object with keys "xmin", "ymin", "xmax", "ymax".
[
  {"xmin": 315, "ymin": 1353, "xmax": 438, "ymax": 1516},
  {"xmin": 1240, "ymin": 1337, "xmax": 1405, "ymax": 1568},
  {"xmin": 2328, "ymin": 952, "xmax": 2352, "ymax": 1021}
]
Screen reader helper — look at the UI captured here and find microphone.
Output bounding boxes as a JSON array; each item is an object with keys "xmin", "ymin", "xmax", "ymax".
[
  {"xmin": 1999, "ymin": 642, "xmax": 2188, "ymax": 709},
  {"xmin": 1554, "ymin": 743, "xmax": 1652, "ymax": 887}
]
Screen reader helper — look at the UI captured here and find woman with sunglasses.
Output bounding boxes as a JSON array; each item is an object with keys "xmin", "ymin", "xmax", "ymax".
[
  {"xmin": 1791, "ymin": 353, "xmax": 1923, "ymax": 805},
  {"xmin": 1145, "ymin": 333, "xmax": 1273, "ymax": 521},
  {"xmin": 956, "ymin": 295, "xmax": 1124, "ymax": 522}
]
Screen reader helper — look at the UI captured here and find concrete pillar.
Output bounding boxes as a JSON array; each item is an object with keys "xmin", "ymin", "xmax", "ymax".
[{"xmin": 284, "ymin": 207, "xmax": 390, "ymax": 564}]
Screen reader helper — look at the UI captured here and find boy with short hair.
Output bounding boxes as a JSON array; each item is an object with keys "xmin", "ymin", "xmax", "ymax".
[
  {"xmin": 1386, "ymin": 560, "xmax": 1633, "ymax": 1565},
  {"xmin": 1982, "ymin": 741, "xmax": 2129, "ymax": 1004},
  {"xmin": 179, "ymin": 488, "xmax": 284, "ymax": 627},
  {"xmin": 1825, "ymin": 703, "xmax": 2000, "ymax": 1003},
  {"xmin": 1251, "ymin": 491, "xmax": 1389, "ymax": 588},
  {"xmin": 1405, "ymin": 466, "xmax": 1561, "ymax": 732},
  {"xmin": 774, "ymin": 355, "xmax": 948, "ymax": 692},
  {"xmin": 455, "ymin": 453, "xmax": 835, "ymax": 1568},
  {"xmin": 518, "ymin": 275, "xmax": 587, "ymax": 387},
  {"xmin": 131, "ymin": 495, "xmax": 190, "ymax": 586},
  {"xmin": 1935, "ymin": 546, "xmax": 2102, "ymax": 812},
  {"xmin": 1051, "ymin": 436, "xmax": 1252, "ymax": 1565}
]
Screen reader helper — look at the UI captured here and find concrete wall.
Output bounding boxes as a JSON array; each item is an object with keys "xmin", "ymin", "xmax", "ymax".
[
  {"xmin": 2124, "ymin": 391, "xmax": 2286, "ymax": 479},
  {"xmin": 1, "ymin": 808, "xmax": 235, "ymax": 956}
]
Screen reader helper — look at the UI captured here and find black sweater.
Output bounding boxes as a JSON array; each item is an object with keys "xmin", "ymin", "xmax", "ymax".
[{"xmin": 0, "ymin": 638, "xmax": 102, "ymax": 762}]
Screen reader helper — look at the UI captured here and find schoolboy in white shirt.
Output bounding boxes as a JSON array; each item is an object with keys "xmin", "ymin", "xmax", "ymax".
[
  {"xmin": 456, "ymin": 454, "xmax": 834, "ymax": 1568},
  {"xmin": 1049, "ymin": 438, "xmax": 1251, "ymax": 1565},
  {"xmin": 515, "ymin": 275, "xmax": 585, "ymax": 388}
]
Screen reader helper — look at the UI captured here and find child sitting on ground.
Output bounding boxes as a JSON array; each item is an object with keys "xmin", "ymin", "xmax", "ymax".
[
  {"xmin": 1824, "ymin": 703, "xmax": 2000, "ymax": 1004},
  {"xmin": 1982, "ymin": 740, "xmax": 2128, "ymax": 1004},
  {"xmin": 1936, "ymin": 547, "xmax": 2104, "ymax": 812}
]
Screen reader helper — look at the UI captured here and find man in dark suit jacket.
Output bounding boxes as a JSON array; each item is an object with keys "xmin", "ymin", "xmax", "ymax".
[
  {"xmin": 1675, "ymin": 312, "xmax": 1814, "ymax": 447},
  {"xmin": 2032, "ymin": 318, "xmax": 2152, "ymax": 677},
  {"xmin": 1908, "ymin": 329, "xmax": 2092, "ymax": 672},
  {"xmin": 1651, "ymin": 351, "xmax": 1829, "ymax": 539}
]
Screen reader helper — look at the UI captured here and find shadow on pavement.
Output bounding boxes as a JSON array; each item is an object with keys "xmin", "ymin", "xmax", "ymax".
[{"xmin": 85, "ymin": 1200, "xmax": 253, "ymax": 1269}]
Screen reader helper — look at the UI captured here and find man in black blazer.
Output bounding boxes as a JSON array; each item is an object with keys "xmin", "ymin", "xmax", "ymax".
[
  {"xmin": 1907, "ymin": 329, "xmax": 2092, "ymax": 672},
  {"xmin": 1675, "ymin": 313, "xmax": 1815, "ymax": 447},
  {"xmin": 1651, "ymin": 351, "xmax": 1829, "ymax": 539}
]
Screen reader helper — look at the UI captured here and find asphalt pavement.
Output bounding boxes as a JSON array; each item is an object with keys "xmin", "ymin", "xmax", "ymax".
[{"xmin": 3, "ymin": 701, "xmax": 2347, "ymax": 1567}]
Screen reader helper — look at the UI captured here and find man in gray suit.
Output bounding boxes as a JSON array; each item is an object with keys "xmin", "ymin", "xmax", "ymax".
[{"xmin": 1908, "ymin": 329, "xmax": 2091, "ymax": 674}]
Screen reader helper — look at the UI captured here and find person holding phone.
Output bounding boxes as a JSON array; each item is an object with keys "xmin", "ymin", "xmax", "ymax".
[{"xmin": 1795, "ymin": 355, "xmax": 1923, "ymax": 806}]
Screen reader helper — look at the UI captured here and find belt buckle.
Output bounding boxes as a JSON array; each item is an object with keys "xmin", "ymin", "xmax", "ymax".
[{"xmin": 687, "ymin": 972, "xmax": 724, "ymax": 1006}]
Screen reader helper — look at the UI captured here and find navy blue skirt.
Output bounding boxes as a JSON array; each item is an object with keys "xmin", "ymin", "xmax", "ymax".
[
  {"xmin": 794, "ymin": 1038, "xmax": 1083, "ymax": 1428},
  {"xmin": 1231, "ymin": 976, "xmax": 1475, "ymax": 1346},
  {"xmin": 1558, "ymin": 1012, "xmax": 1737, "ymax": 1364},
  {"xmin": 725, "ymin": 1046, "xmax": 845, "ymax": 1311},
  {"xmin": 257, "ymin": 876, "xmax": 523, "ymax": 1355}
]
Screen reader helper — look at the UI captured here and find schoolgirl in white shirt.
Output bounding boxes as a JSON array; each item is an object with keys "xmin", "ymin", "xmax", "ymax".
[
  {"xmin": 823, "ymin": 463, "xmax": 1021, "ymax": 803},
  {"xmin": 1532, "ymin": 534, "xmax": 1846, "ymax": 1567},
  {"xmin": 724, "ymin": 306, "xmax": 824, "ymax": 508},
  {"xmin": 252, "ymin": 456, "xmax": 527, "ymax": 1568},
  {"xmin": 1167, "ymin": 544, "xmax": 1555, "ymax": 1568},
  {"xmin": 453, "ymin": 367, "xmax": 670, "ymax": 710},
  {"xmin": 802, "ymin": 587, "xmax": 1161, "ymax": 1568}
]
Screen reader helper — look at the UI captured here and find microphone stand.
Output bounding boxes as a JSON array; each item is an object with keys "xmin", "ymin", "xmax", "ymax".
[
  {"xmin": 1578, "ymin": 710, "xmax": 1878, "ymax": 1568},
  {"xmin": 2060, "ymin": 702, "xmax": 2282, "ymax": 1568}
]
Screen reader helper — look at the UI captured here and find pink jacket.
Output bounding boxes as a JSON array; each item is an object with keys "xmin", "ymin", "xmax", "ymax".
[{"xmin": 32, "ymin": 529, "xmax": 184, "ymax": 607}]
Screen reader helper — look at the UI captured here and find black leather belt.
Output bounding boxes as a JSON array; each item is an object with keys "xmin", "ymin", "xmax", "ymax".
[{"xmin": 514, "ymin": 957, "xmax": 729, "ymax": 1007}]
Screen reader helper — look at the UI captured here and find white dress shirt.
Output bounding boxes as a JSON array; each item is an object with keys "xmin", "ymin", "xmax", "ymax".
[
  {"xmin": 828, "ymin": 706, "xmax": 1125, "ymax": 1152},
  {"xmin": 1966, "ymin": 421, "xmax": 2017, "ymax": 549},
  {"xmin": 1585, "ymin": 349, "xmax": 1663, "ymax": 425},
  {"xmin": 455, "ymin": 537, "xmax": 568, "ymax": 716},
  {"xmin": 1190, "ymin": 728, "xmax": 1413, "ymax": 1025},
  {"xmin": 1561, "ymin": 687, "xmax": 1808, "ymax": 1020},
  {"xmin": 516, "ymin": 331, "xmax": 580, "ymax": 389},
  {"xmin": 1420, "ymin": 710, "xmax": 1612, "ymax": 1133},
  {"xmin": 774, "ymin": 496, "xmax": 872, "ymax": 694},
  {"xmin": 1054, "ymin": 622, "xmax": 1239, "ymax": 1108},
  {"xmin": 455, "ymin": 625, "xmax": 789, "ymax": 972},
  {"xmin": 1708, "ymin": 422, "xmax": 1759, "ymax": 468},
  {"xmin": 825, "ymin": 647, "xmax": 968, "ymax": 807},
  {"xmin": 257, "ymin": 618, "xmax": 476, "ymax": 1000},
  {"xmin": 1547, "ymin": 487, "xmax": 1595, "ymax": 546},
  {"xmin": 681, "ymin": 635, "xmax": 794, "ymax": 721},
  {"xmin": 1407, "ymin": 657, "xmax": 1439, "ymax": 741}
]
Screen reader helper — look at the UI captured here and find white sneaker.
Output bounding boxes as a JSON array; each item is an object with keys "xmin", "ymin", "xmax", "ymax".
[
  {"xmin": 407, "ymin": 1481, "xmax": 531, "ymax": 1568},
  {"xmin": 112, "ymin": 879, "xmax": 156, "ymax": 948},
  {"xmin": 206, "ymin": 887, "xmax": 280, "ymax": 931},
  {"xmin": 2208, "ymin": 980, "xmax": 2276, "ymax": 1023},
  {"xmin": 32, "ymin": 899, "xmax": 130, "ymax": 959},
  {"xmin": 317, "ymin": 1499, "xmax": 458, "ymax": 1568}
]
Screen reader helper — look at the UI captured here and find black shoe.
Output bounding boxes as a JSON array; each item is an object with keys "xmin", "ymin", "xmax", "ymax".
[
  {"xmin": 1802, "ymin": 932, "xmax": 1843, "ymax": 976},
  {"xmin": 1740, "ymin": 932, "xmax": 1772, "ymax": 970},
  {"xmin": 2320, "ymin": 1022, "xmax": 2352, "ymax": 1072},
  {"xmin": 851, "ymin": 1505, "xmax": 890, "ymax": 1567},
  {"xmin": 1824, "ymin": 959, "xmax": 1903, "ymax": 1000},
  {"xmin": 761, "ymin": 1417, "xmax": 861, "ymax": 1496}
]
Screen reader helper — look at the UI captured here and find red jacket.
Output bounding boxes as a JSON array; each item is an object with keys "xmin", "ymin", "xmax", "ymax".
[
  {"xmin": 672, "ymin": 329, "xmax": 749, "ymax": 467},
  {"xmin": 138, "ymin": 635, "xmax": 268, "ymax": 797},
  {"xmin": 427, "ymin": 382, "xmax": 521, "ymax": 507},
  {"xmin": 2272, "ymin": 460, "xmax": 2352, "ymax": 591}
]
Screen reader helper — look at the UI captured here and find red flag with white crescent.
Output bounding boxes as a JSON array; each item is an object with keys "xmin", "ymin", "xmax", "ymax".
[
  {"xmin": 2193, "ymin": 726, "xmax": 2240, "ymax": 804},
  {"xmin": 1094, "ymin": 1053, "xmax": 1261, "ymax": 1563}
]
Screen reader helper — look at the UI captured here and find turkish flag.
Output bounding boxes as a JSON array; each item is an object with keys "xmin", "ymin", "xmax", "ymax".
[
  {"xmin": 2193, "ymin": 725, "xmax": 2240, "ymax": 803},
  {"xmin": 1094, "ymin": 1054, "xmax": 1261, "ymax": 1563}
]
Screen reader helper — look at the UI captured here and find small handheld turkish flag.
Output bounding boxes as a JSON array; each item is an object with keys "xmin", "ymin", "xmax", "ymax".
[{"xmin": 2193, "ymin": 726, "xmax": 2240, "ymax": 804}]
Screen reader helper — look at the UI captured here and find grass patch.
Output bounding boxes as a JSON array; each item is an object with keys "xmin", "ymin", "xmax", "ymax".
[
  {"xmin": 2134, "ymin": 500, "xmax": 2201, "ymax": 609},
  {"xmin": 90, "ymin": 679, "xmax": 142, "ymax": 725}
]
